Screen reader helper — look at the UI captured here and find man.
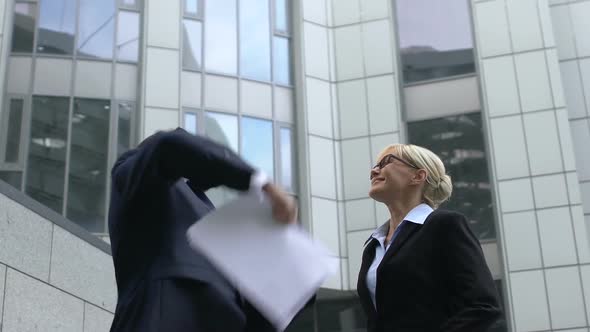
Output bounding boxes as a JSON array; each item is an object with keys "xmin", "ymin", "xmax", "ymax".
[{"xmin": 108, "ymin": 128, "xmax": 297, "ymax": 331}]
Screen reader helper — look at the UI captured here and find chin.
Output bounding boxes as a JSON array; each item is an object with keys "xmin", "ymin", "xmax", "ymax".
[{"xmin": 369, "ymin": 188, "xmax": 386, "ymax": 203}]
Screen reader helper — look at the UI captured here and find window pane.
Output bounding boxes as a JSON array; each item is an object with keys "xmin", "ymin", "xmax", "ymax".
[
  {"xmin": 182, "ymin": 19, "xmax": 202, "ymax": 70},
  {"xmin": 273, "ymin": 36, "xmax": 291, "ymax": 85},
  {"xmin": 280, "ymin": 127, "xmax": 294, "ymax": 192},
  {"xmin": 26, "ymin": 96, "xmax": 69, "ymax": 214},
  {"xmin": 122, "ymin": 0, "xmax": 138, "ymax": 6},
  {"xmin": 78, "ymin": 0, "xmax": 116, "ymax": 59},
  {"xmin": 275, "ymin": 0, "xmax": 288, "ymax": 33},
  {"xmin": 407, "ymin": 113, "xmax": 496, "ymax": 240},
  {"xmin": 241, "ymin": 117, "xmax": 273, "ymax": 180},
  {"xmin": 5, "ymin": 99, "xmax": 24, "ymax": 163},
  {"xmin": 67, "ymin": 98, "xmax": 110, "ymax": 232},
  {"xmin": 117, "ymin": 102, "xmax": 133, "ymax": 157},
  {"xmin": 184, "ymin": 112, "xmax": 197, "ymax": 134},
  {"xmin": 185, "ymin": 0, "xmax": 198, "ymax": 15},
  {"xmin": 205, "ymin": 111, "xmax": 238, "ymax": 152},
  {"xmin": 240, "ymin": 0, "xmax": 271, "ymax": 81},
  {"xmin": 395, "ymin": 0, "xmax": 475, "ymax": 83},
  {"xmin": 0, "ymin": 171, "xmax": 23, "ymax": 190},
  {"xmin": 37, "ymin": 0, "xmax": 76, "ymax": 55},
  {"xmin": 117, "ymin": 11, "xmax": 139, "ymax": 62},
  {"xmin": 11, "ymin": 3, "xmax": 36, "ymax": 53},
  {"xmin": 205, "ymin": 0, "xmax": 237, "ymax": 75}
]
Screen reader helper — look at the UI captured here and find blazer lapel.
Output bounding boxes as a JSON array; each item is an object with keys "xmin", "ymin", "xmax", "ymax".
[
  {"xmin": 357, "ymin": 238, "xmax": 378, "ymax": 319},
  {"xmin": 380, "ymin": 222, "xmax": 421, "ymax": 264}
]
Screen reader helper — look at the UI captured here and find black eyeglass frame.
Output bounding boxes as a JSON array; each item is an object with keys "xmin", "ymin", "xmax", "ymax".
[{"xmin": 370, "ymin": 154, "xmax": 419, "ymax": 179}]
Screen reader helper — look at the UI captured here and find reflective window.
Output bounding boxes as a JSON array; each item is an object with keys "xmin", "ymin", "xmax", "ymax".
[
  {"xmin": 205, "ymin": 111, "xmax": 238, "ymax": 152},
  {"xmin": 26, "ymin": 96, "xmax": 70, "ymax": 214},
  {"xmin": 37, "ymin": 0, "xmax": 76, "ymax": 55},
  {"xmin": 11, "ymin": 3, "xmax": 36, "ymax": 53},
  {"xmin": 205, "ymin": 0, "xmax": 237, "ymax": 75},
  {"xmin": 77, "ymin": 0, "xmax": 116, "ymax": 59},
  {"xmin": 183, "ymin": 19, "xmax": 202, "ymax": 70},
  {"xmin": 67, "ymin": 98, "xmax": 110, "ymax": 232},
  {"xmin": 185, "ymin": 0, "xmax": 199, "ymax": 15},
  {"xmin": 241, "ymin": 117, "xmax": 273, "ymax": 180},
  {"xmin": 122, "ymin": 0, "xmax": 138, "ymax": 6},
  {"xmin": 0, "ymin": 171, "xmax": 22, "ymax": 189},
  {"xmin": 280, "ymin": 127, "xmax": 294, "ymax": 192},
  {"xmin": 117, "ymin": 102, "xmax": 133, "ymax": 157},
  {"xmin": 240, "ymin": 0, "xmax": 271, "ymax": 81},
  {"xmin": 273, "ymin": 36, "xmax": 291, "ymax": 85},
  {"xmin": 117, "ymin": 11, "xmax": 139, "ymax": 62},
  {"xmin": 395, "ymin": 0, "xmax": 475, "ymax": 83},
  {"xmin": 5, "ymin": 99, "xmax": 24, "ymax": 163},
  {"xmin": 275, "ymin": 0, "xmax": 289, "ymax": 33},
  {"xmin": 407, "ymin": 113, "xmax": 495, "ymax": 240},
  {"xmin": 184, "ymin": 112, "xmax": 197, "ymax": 134}
]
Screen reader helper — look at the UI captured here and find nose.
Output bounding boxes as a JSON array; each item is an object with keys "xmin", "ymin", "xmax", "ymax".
[{"xmin": 370, "ymin": 167, "xmax": 379, "ymax": 180}]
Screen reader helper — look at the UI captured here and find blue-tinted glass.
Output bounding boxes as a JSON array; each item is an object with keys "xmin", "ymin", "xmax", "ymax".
[
  {"xmin": 67, "ymin": 99, "xmax": 110, "ymax": 232},
  {"xmin": 407, "ymin": 113, "xmax": 495, "ymax": 240},
  {"xmin": 183, "ymin": 19, "xmax": 202, "ymax": 70},
  {"xmin": 275, "ymin": 0, "xmax": 288, "ymax": 32},
  {"xmin": 241, "ymin": 117, "xmax": 273, "ymax": 180},
  {"xmin": 184, "ymin": 112, "xmax": 197, "ymax": 134},
  {"xmin": 26, "ymin": 96, "xmax": 70, "ymax": 214},
  {"xmin": 5, "ymin": 99, "xmax": 24, "ymax": 163},
  {"xmin": 37, "ymin": 0, "xmax": 76, "ymax": 55},
  {"xmin": 273, "ymin": 36, "xmax": 291, "ymax": 85},
  {"xmin": 185, "ymin": 0, "xmax": 198, "ymax": 15},
  {"xmin": 117, "ymin": 102, "xmax": 133, "ymax": 157},
  {"xmin": 205, "ymin": 0, "xmax": 237, "ymax": 75},
  {"xmin": 117, "ymin": 11, "xmax": 139, "ymax": 62},
  {"xmin": 395, "ymin": 0, "xmax": 474, "ymax": 83},
  {"xmin": 240, "ymin": 0, "xmax": 271, "ymax": 81},
  {"xmin": 78, "ymin": 0, "xmax": 116, "ymax": 59},
  {"xmin": 12, "ymin": 3, "xmax": 36, "ymax": 53},
  {"xmin": 280, "ymin": 127, "xmax": 294, "ymax": 192},
  {"xmin": 205, "ymin": 112, "xmax": 238, "ymax": 152}
]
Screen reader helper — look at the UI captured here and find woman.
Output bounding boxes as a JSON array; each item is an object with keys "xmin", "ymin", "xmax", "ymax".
[{"xmin": 357, "ymin": 144, "xmax": 501, "ymax": 332}]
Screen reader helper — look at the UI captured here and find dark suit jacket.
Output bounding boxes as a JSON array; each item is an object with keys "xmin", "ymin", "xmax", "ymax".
[
  {"xmin": 108, "ymin": 128, "xmax": 274, "ymax": 331},
  {"xmin": 357, "ymin": 209, "xmax": 502, "ymax": 332}
]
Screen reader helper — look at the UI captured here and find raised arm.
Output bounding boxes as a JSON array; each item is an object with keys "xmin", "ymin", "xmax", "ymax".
[{"xmin": 112, "ymin": 128, "xmax": 255, "ymax": 201}]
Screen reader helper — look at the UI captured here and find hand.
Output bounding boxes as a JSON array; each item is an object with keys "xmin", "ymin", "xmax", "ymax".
[{"xmin": 262, "ymin": 183, "xmax": 298, "ymax": 224}]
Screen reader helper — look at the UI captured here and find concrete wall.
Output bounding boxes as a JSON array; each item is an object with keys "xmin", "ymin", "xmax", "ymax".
[
  {"xmin": 0, "ymin": 184, "xmax": 115, "ymax": 331},
  {"xmin": 471, "ymin": 0, "xmax": 590, "ymax": 330}
]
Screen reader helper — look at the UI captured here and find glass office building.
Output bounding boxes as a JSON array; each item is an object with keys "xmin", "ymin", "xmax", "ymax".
[{"xmin": 0, "ymin": 0, "xmax": 589, "ymax": 331}]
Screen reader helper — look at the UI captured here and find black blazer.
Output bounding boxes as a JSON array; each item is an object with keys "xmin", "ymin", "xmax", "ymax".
[
  {"xmin": 357, "ymin": 209, "xmax": 502, "ymax": 332},
  {"xmin": 108, "ymin": 128, "xmax": 273, "ymax": 331}
]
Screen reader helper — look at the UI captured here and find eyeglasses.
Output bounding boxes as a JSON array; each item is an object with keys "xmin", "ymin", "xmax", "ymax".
[{"xmin": 370, "ymin": 154, "xmax": 418, "ymax": 179}]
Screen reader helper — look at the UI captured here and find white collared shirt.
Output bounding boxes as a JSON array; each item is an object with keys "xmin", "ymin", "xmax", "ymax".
[{"xmin": 366, "ymin": 203, "xmax": 434, "ymax": 308}]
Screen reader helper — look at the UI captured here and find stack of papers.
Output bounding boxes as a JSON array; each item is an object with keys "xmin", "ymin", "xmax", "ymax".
[{"xmin": 186, "ymin": 193, "xmax": 338, "ymax": 331}]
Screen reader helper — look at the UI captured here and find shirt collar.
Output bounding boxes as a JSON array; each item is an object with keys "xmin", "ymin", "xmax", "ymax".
[{"xmin": 371, "ymin": 203, "xmax": 434, "ymax": 240}]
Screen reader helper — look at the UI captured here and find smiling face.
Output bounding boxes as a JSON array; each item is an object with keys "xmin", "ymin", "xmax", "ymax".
[{"xmin": 368, "ymin": 146, "xmax": 421, "ymax": 203}]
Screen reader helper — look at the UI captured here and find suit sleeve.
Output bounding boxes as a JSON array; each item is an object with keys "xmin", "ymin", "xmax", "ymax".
[
  {"xmin": 112, "ymin": 128, "xmax": 255, "ymax": 201},
  {"xmin": 438, "ymin": 213, "xmax": 503, "ymax": 332}
]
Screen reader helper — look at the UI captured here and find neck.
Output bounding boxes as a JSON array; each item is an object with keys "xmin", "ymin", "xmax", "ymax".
[{"xmin": 385, "ymin": 195, "xmax": 422, "ymax": 232}]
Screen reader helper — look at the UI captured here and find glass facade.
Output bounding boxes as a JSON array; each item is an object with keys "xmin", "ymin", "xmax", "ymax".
[
  {"xmin": 0, "ymin": 0, "xmax": 142, "ymax": 234},
  {"xmin": 395, "ymin": 0, "xmax": 475, "ymax": 83}
]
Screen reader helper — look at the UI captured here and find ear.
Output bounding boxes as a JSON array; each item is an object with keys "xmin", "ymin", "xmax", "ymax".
[{"xmin": 411, "ymin": 169, "xmax": 428, "ymax": 185}]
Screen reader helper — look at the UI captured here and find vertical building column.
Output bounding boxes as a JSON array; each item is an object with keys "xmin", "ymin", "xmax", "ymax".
[
  {"xmin": 140, "ymin": 0, "xmax": 181, "ymax": 139},
  {"xmin": 472, "ymin": 0, "xmax": 590, "ymax": 330},
  {"xmin": 0, "ymin": 0, "xmax": 15, "ymax": 121}
]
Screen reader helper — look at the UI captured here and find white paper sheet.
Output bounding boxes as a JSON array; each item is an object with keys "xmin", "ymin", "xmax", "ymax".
[{"xmin": 186, "ymin": 193, "xmax": 338, "ymax": 331}]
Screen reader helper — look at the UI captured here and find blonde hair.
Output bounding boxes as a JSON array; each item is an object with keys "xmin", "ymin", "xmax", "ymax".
[{"xmin": 377, "ymin": 144, "xmax": 453, "ymax": 208}]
